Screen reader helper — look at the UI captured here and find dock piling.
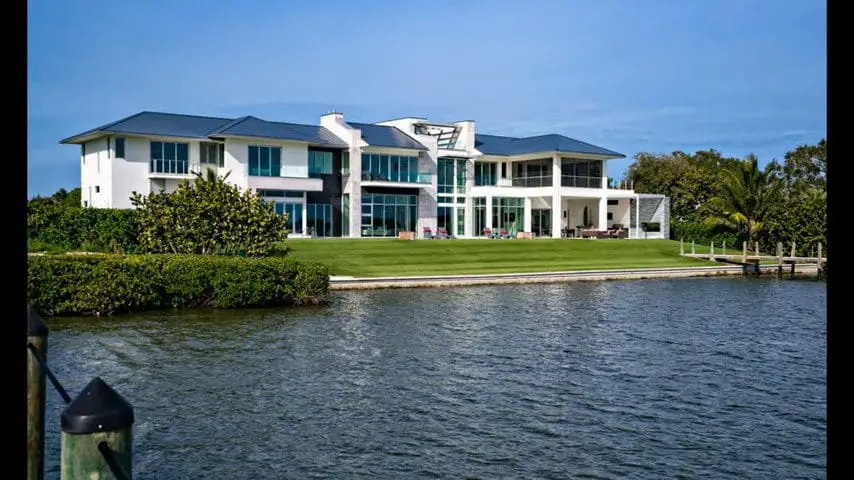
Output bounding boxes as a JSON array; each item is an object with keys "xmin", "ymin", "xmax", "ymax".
[
  {"xmin": 710, "ymin": 241, "xmax": 714, "ymax": 259},
  {"xmin": 27, "ymin": 310, "xmax": 49, "ymax": 480},
  {"xmin": 680, "ymin": 239, "xmax": 684, "ymax": 255},
  {"xmin": 817, "ymin": 243, "xmax": 823, "ymax": 280},
  {"xmin": 61, "ymin": 377, "xmax": 134, "ymax": 480},
  {"xmin": 777, "ymin": 242, "xmax": 783, "ymax": 278},
  {"xmin": 742, "ymin": 241, "xmax": 747, "ymax": 264},
  {"xmin": 691, "ymin": 241, "xmax": 695, "ymax": 255}
]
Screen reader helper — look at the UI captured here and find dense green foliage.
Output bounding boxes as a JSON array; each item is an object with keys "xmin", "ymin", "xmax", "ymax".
[
  {"xmin": 130, "ymin": 171, "xmax": 288, "ymax": 256},
  {"xmin": 626, "ymin": 140, "xmax": 826, "ymax": 255},
  {"xmin": 28, "ymin": 188, "xmax": 140, "ymax": 253},
  {"xmin": 28, "ymin": 254, "xmax": 329, "ymax": 316}
]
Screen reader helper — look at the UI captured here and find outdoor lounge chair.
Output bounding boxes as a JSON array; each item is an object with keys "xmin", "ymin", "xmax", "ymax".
[
  {"xmin": 482, "ymin": 227, "xmax": 495, "ymax": 238},
  {"xmin": 498, "ymin": 228, "xmax": 514, "ymax": 239},
  {"xmin": 436, "ymin": 227, "xmax": 451, "ymax": 239},
  {"xmin": 422, "ymin": 227, "xmax": 435, "ymax": 239}
]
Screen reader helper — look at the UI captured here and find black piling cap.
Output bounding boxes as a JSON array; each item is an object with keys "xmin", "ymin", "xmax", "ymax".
[
  {"xmin": 27, "ymin": 308, "xmax": 49, "ymax": 337},
  {"xmin": 61, "ymin": 377, "xmax": 135, "ymax": 434}
]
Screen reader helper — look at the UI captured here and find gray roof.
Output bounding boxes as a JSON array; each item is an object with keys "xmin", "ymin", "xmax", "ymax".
[
  {"xmin": 347, "ymin": 122, "xmax": 427, "ymax": 151},
  {"xmin": 475, "ymin": 133, "xmax": 624, "ymax": 158},
  {"xmin": 206, "ymin": 116, "xmax": 347, "ymax": 147},
  {"xmin": 60, "ymin": 111, "xmax": 347, "ymax": 147}
]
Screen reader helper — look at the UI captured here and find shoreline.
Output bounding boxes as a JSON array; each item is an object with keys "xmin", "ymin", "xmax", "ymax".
[{"xmin": 329, "ymin": 264, "xmax": 821, "ymax": 290}]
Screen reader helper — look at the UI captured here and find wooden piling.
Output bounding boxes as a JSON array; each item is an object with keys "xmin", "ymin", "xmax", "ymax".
[
  {"xmin": 817, "ymin": 243, "xmax": 823, "ymax": 280},
  {"xmin": 61, "ymin": 377, "xmax": 134, "ymax": 480},
  {"xmin": 680, "ymin": 239, "xmax": 684, "ymax": 255},
  {"xmin": 722, "ymin": 241, "xmax": 726, "ymax": 256},
  {"xmin": 710, "ymin": 241, "xmax": 714, "ymax": 259},
  {"xmin": 742, "ymin": 241, "xmax": 747, "ymax": 264},
  {"xmin": 777, "ymin": 242, "xmax": 783, "ymax": 278},
  {"xmin": 790, "ymin": 242, "xmax": 796, "ymax": 258},
  {"xmin": 27, "ymin": 309, "xmax": 49, "ymax": 480},
  {"xmin": 691, "ymin": 241, "xmax": 695, "ymax": 255}
]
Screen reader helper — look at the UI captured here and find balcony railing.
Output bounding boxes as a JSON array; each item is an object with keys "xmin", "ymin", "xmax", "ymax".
[
  {"xmin": 561, "ymin": 175, "xmax": 603, "ymax": 188},
  {"xmin": 150, "ymin": 159, "xmax": 190, "ymax": 175},
  {"xmin": 361, "ymin": 171, "xmax": 432, "ymax": 184},
  {"xmin": 511, "ymin": 175, "xmax": 553, "ymax": 187}
]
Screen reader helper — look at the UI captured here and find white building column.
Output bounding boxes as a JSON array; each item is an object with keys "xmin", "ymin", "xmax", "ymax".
[
  {"xmin": 551, "ymin": 154, "xmax": 562, "ymax": 238},
  {"xmin": 635, "ymin": 195, "xmax": 641, "ymax": 239},
  {"xmin": 597, "ymin": 195, "xmax": 608, "ymax": 230},
  {"xmin": 485, "ymin": 195, "xmax": 493, "ymax": 230},
  {"xmin": 523, "ymin": 197, "xmax": 532, "ymax": 233}
]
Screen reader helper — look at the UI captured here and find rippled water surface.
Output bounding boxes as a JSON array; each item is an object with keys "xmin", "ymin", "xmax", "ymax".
[{"xmin": 43, "ymin": 277, "xmax": 826, "ymax": 479}]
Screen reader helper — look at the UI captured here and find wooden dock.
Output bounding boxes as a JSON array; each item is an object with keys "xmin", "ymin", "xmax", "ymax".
[{"xmin": 679, "ymin": 240, "xmax": 827, "ymax": 279}]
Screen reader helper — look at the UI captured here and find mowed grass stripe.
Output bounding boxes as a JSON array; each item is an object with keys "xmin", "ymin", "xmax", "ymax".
[{"xmin": 280, "ymin": 239, "xmax": 717, "ymax": 277}]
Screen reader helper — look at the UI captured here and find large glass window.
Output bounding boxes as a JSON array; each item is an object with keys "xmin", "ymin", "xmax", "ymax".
[
  {"xmin": 249, "ymin": 145, "xmax": 282, "ymax": 177},
  {"xmin": 307, "ymin": 204, "xmax": 333, "ymax": 237},
  {"xmin": 437, "ymin": 206, "xmax": 452, "ymax": 231},
  {"xmin": 438, "ymin": 158, "xmax": 454, "ymax": 193},
  {"xmin": 360, "ymin": 193, "xmax": 418, "ymax": 237},
  {"xmin": 456, "ymin": 208, "xmax": 465, "ymax": 236},
  {"xmin": 308, "ymin": 150, "xmax": 333, "ymax": 177},
  {"xmin": 342, "ymin": 151, "xmax": 350, "ymax": 173},
  {"xmin": 361, "ymin": 154, "xmax": 419, "ymax": 182},
  {"xmin": 474, "ymin": 162, "xmax": 497, "ymax": 186},
  {"xmin": 456, "ymin": 159, "xmax": 467, "ymax": 193},
  {"xmin": 474, "ymin": 197, "xmax": 486, "ymax": 235},
  {"xmin": 492, "ymin": 197, "xmax": 524, "ymax": 234},
  {"xmin": 273, "ymin": 202, "xmax": 303, "ymax": 235},
  {"xmin": 259, "ymin": 190, "xmax": 304, "ymax": 198},
  {"xmin": 150, "ymin": 141, "xmax": 189, "ymax": 174},
  {"xmin": 201, "ymin": 142, "xmax": 225, "ymax": 167}
]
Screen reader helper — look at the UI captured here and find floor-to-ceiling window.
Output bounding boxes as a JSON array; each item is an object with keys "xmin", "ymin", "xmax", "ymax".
[
  {"xmin": 437, "ymin": 206, "xmax": 452, "ymax": 232},
  {"xmin": 361, "ymin": 153, "xmax": 419, "ymax": 182},
  {"xmin": 492, "ymin": 197, "xmax": 524, "ymax": 234},
  {"xmin": 531, "ymin": 209, "xmax": 551, "ymax": 237},
  {"xmin": 306, "ymin": 204, "xmax": 333, "ymax": 237},
  {"xmin": 438, "ymin": 158, "xmax": 454, "ymax": 193},
  {"xmin": 360, "ymin": 193, "xmax": 418, "ymax": 237},
  {"xmin": 273, "ymin": 202, "xmax": 303, "ymax": 235},
  {"xmin": 456, "ymin": 159, "xmax": 466, "ymax": 193},
  {"xmin": 474, "ymin": 161, "xmax": 497, "ymax": 186},
  {"xmin": 474, "ymin": 197, "xmax": 486, "ymax": 235}
]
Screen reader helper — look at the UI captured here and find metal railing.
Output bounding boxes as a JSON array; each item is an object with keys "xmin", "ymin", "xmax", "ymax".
[
  {"xmin": 511, "ymin": 175, "xmax": 553, "ymax": 187},
  {"xmin": 150, "ymin": 159, "xmax": 190, "ymax": 175},
  {"xmin": 561, "ymin": 175, "xmax": 604, "ymax": 189},
  {"xmin": 361, "ymin": 171, "xmax": 432, "ymax": 184},
  {"xmin": 27, "ymin": 309, "xmax": 135, "ymax": 480}
]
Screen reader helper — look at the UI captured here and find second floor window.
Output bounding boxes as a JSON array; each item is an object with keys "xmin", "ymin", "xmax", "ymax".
[
  {"xmin": 201, "ymin": 142, "xmax": 224, "ymax": 167},
  {"xmin": 308, "ymin": 150, "xmax": 333, "ymax": 177},
  {"xmin": 150, "ymin": 141, "xmax": 189, "ymax": 174},
  {"xmin": 115, "ymin": 137, "xmax": 126, "ymax": 158},
  {"xmin": 249, "ymin": 145, "xmax": 282, "ymax": 177}
]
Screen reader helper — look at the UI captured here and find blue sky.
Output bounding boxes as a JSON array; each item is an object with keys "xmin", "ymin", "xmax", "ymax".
[{"xmin": 28, "ymin": 0, "xmax": 826, "ymax": 197}]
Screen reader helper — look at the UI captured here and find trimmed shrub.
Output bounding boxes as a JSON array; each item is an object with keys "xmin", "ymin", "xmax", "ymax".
[
  {"xmin": 670, "ymin": 220, "xmax": 741, "ymax": 246},
  {"xmin": 28, "ymin": 254, "xmax": 329, "ymax": 316}
]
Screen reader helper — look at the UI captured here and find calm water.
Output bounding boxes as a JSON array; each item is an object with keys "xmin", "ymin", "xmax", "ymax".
[{"xmin": 42, "ymin": 277, "xmax": 826, "ymax": 479}]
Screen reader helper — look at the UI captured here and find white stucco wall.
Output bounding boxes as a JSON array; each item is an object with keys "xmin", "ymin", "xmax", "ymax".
[
  {"xmin": 110, "ymin": 136, "xmax": 152, "ymax": 208},
  {"xmin": 607, "ymin": 199, "xmax": 631, "ymax": 228},
  {"xmin": 80, "ymin": 138, "xmax": 111, "ymax": 208},
  {"xmin": 223, "ymin": 138, "xmax": 311, "ymax": 190}
]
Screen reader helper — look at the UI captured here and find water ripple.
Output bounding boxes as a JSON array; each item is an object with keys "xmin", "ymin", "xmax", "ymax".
[{"xmin": 41, "ymin": 277, "xmax": 825, "ymax": 479}]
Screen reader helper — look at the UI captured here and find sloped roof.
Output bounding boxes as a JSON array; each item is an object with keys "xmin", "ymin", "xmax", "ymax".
[
  {"xmin": 474, "ymin": 133, "xmax": 624, "ymax": 158},
  {"xmin": 60, "ymin": 111, "xmax": 346, "ymax": 147},
  {"xmin": 206, "ymin": 116, "xmax": 347, "ymax": 146},
  {"xmin": 347, "ymin": 122, "xmax": 427, "ymax": 150}
]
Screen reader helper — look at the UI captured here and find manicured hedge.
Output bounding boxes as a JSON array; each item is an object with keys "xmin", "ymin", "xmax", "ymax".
[{"xmin": 28, "ymin": 254, "xmax": 329, "ymax": 316}]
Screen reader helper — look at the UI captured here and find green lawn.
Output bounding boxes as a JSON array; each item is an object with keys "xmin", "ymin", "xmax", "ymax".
[{"xmin": 280, "ymin": 238, "xmax": 718, "ymax": 277}]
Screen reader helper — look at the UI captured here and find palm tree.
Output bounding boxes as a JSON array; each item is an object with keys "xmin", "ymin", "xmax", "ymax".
[{"xmin": 708, "ymin": 154, "xmax": 782, "ymax": 248}]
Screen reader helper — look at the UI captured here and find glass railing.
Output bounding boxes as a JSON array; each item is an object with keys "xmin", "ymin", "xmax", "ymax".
[
  {"xmin": 150, "ymin": 159, "xmax": 190, "ymax": 174},
  {"xmin": 361, "ymin": 171, "xmax": 432, "ymax": 184},
  {"xmin": 511, "ymin": 175, "xmax": 553, "ymax": 187},
  {"xmin": 561, "ymin": 175, "xmax": 604, "ymax": 188}
]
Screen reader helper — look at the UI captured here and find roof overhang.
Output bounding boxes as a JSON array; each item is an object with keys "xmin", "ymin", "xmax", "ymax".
[{"xmin": 479, "ymin": 151, "xmax": 625, "ymax": 161}]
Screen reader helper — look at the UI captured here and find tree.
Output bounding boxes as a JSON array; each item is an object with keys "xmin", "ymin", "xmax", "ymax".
[
  {"xmin": 707, "ymin": 154, "xmax": 783, "ymax": 247},
  {"xmin": 130, "ymin": 170, "xmax": 289, "ymax": 256},
  {"xmin": 782, "ymin": 138, "xmax": 826, "ymax": 193}
]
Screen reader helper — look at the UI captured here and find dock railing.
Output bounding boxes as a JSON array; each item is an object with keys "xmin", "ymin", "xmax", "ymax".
[
  {"xmin": 27, "ymin": 308, "xmax": 135, "ymax": 480},
  {"xmin": 678, "ymin": 239, "xmax": 826, "ymax": 279}
]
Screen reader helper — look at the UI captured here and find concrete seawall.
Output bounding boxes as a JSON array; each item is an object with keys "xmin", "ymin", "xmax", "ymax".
[{"xmin": 329, "ymin": 264, "xmax": 820, "ymax": 290}]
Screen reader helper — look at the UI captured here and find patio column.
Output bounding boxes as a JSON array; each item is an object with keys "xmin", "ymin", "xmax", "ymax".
[
  {"xmin": 635, "ymin": 195, "xmax": 640, "ymax": 239},
  {"xmin": 464, "ymin": 159, "xmax": 474, "ymax": 237},
  {"xmin": 552, "ymin": 155, "xmax": 562, "ymax": 238},
  {"xmin": 524, "ymin": 197, "xmax": 532, "ymax": 232},
  {"xmin": 485, "ymin": 195, "xmax": 493, "ymax": 230},
  {"xmin": 597, "ymin": 195, "xmax": 608, "ymax": 230}
]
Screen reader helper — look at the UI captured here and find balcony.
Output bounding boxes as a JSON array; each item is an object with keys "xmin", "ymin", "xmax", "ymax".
[
  {"xmin": 149, "ymin": 159, "xmax": 195, "ymax": 179},
  {"xmin": 561, "ymin": 175, "xmax": 604, "ymax": 189},
  {"xmin": 361, "ymin": 171, "xmax": 432, "ymax": 185},
  {"xmin": 511, "ymin": 175, "xmax": 553, "ymax": 187}
]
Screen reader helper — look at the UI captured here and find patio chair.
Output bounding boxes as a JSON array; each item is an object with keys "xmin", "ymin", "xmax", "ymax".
[
  {"xmin": 482, "ymin": 227, "xmax": 494, "ymax": 238},
  {"xmin": 498, "ymin": 228, "xmax": 514, "ymax": 239},
  {"xmin": 422, "ymin": 227, "xmax": 434, "ymax": 239},
  {"xmin": 436, "ymin": 227, "xmax": 451, "ymax": 239}
]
